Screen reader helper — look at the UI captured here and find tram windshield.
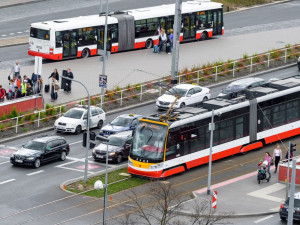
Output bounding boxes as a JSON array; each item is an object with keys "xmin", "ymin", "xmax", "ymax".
[{"xmin": 130, "ymin": 121, "xmax": 168, "ymax": 162}]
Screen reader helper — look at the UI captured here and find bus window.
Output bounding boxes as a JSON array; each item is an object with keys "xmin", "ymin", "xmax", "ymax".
[
  {"xmin": 110, "ymin": 24, "xmax": 118, "ymax": 43},
  {"xmin": 135, "ymin": 19, "xmax": 147, "ymax": 38},
  {"xmin": 55, "ymin": 31, "xmax": 62, "ymax": 48},
  {"xmin": 78, "ymin": 27, "xmax": 96, "ymax": 46},
  {"xmin": 30, "ymin": 28, "xmax": 50, "ymax": 40},
  {"xmin": 147, "ymin": 18, "xmax": 160, "ymax": 36},
  {"xmin": 197, "ymin": 11, "xmax": 206, "ymax": 29},
  {"xmin": 207, "ymin": 11, "xmax": 212, "ymax": 26}
]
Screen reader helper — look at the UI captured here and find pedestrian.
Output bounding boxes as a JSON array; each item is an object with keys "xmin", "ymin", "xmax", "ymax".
[
  {"xmin": 272, "ymin": 143, "xmax": 282, "ymax": 173},
  {"xmin": 8, "ymin": 79, "xmax": 15, "ymax": 100},
  {"xmin": 23, "ymin": 75, "xmax": 32, "ymax": 86},
  {"xmin": 64, "ymin": 68, "xmax": 73, "ymax": 93},
  {"xmin": 26, "ymin": 83, "xmax": 34, "ymax": 96},
  {"xmin": 20, "ymin": 80, "xmax": 28, "ymax": 97},
  {"xmin": 169, "ymin": 29, "xmax": 173, "ymax": 53},
  {"xmin": 50, "ymin": 76, "xmax": 59, "ymax": 102},
  {"xmin": 13, "ymin": 86, "xmax": 21, "ymax": 99},
  {"xmin": 31, "ymin": 73, "xmax": 41, "ymax": 93},
  {"xmin": 14, "ymin": 76, "xmax": 21, "ymax": 90},
  {"xmin": 36, "ymin": 78, "xmax": 43, "ymax": 94},
  {"xmin": 158, "ymin": 28, "xmax": 167, "ymax": 52},
  {"xmin": 285, "ymin": 148, "xmax": 294, "ymax": 161},
  {"xmin": 49, "ymin": 68, "xmax": 59, "ymax": 81},
  {"xmin": 0, "ymin": 85, "xmax": 6, "ymax": 102},
  {"xmin": 264, "ymin": 152, "xmax": 272, "ymax": 179},
  {"xmin": 11, "ymin": 61, "xmax": 21, "ymax": 81}
]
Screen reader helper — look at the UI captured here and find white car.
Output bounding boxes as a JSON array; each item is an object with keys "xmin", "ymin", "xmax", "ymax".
[
  {"xmin": 54, "ymin": 105, "xmax": 106, "ymax": 134},
  {"xmin": 156, "ymin": 84, "xmax": 211, "ymax": 110}
]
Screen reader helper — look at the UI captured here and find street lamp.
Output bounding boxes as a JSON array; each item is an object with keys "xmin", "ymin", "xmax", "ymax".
[
  {"xmin": 61, "ymin": 75, "xmax": 91, "ymax": 182},
  {"xmin": 96, "ymin": 135, "xmax": 109, "ymax": 225}
]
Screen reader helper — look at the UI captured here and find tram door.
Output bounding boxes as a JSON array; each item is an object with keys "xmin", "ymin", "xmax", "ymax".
[
  {"xmin": 182, "ymin": 14, "xmax": 197, "ymax": 40},
  {"xmin": 62, "ymin": 30, "xmax": 77, "ymax": 58},
  {"xmin": 212, "ymin": 10, "xmax": 222, "ymax": 35}
]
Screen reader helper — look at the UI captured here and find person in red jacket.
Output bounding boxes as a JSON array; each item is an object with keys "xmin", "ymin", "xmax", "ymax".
[{"xmin": 0, "ymin": 85, "xmax": 6, "ymax": 102}]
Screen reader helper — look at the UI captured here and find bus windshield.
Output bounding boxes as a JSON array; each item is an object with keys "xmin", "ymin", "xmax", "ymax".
[
  {"xmin": 130, "ymin": 121, "xmax": 168, "ymax": 162},
  {"xmin": 30, "ymin": 27, "xmax": 50, "ymax": 40}
]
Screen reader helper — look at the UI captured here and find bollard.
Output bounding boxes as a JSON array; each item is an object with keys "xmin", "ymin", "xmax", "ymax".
[{"xmin": 212, "ymin": 190, "xmax": 217, "ymax": 209}]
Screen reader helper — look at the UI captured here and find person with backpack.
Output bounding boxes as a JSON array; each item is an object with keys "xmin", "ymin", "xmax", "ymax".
[
  {"xmin": 64, "ymin": 68, "xmax": 73, "ymax": 93},
  {"xmin": 0, "ymin": 85, "xmax": 6, "ymax": 102}
]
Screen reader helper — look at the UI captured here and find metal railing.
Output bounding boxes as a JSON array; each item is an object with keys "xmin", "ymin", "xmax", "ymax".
[{"xmin": 1, "ymin": 44, "xmax": 299, "ymax": 133}]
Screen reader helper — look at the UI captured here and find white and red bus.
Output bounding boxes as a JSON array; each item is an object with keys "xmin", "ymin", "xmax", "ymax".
[
  {"xmin": 28, "ymin": 0, "xmax": 223, "ymax": 60},
  {"xmin": 128, "ymin": 76, "xmax": 300, "ymax": 178}
]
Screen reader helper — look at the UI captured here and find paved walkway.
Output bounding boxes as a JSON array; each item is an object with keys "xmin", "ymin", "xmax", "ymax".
[{"xmin": 178, "ymin": 164, "xmax": 300, "ymax": 217}]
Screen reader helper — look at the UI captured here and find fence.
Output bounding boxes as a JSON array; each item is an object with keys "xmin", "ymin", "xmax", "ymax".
[{"xmin": 1, "ymin": 44, "xmax": 299, "ymax": 134}]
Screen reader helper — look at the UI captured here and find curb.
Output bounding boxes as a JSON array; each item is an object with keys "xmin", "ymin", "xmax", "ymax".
[
  {"xmin": 224, "ymin": 0, "xmax": 292, "ymax": 14},
  {"xmin": 0, "ymin": 0, "xmax": 44, "ymax": 9},
  {"xmin": 0, "ymin": 36, "xmax": 28, "ymax": 48}
]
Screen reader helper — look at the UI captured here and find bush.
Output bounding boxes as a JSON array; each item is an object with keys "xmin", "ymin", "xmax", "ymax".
[
  {"xmin": 134, "ymin": 84, "xmax": 141, "ymax": 91},
  {"xmin": 0, "ymin": 123, "xmax": 4, "ymax": 131}
]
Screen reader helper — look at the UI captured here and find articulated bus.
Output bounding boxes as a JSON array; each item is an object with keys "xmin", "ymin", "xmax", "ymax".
[
  {"xmin": 28, "ymin": 0, "xmax": 223, "ymax": 60},
  {"xmin": 128, "ymin": 76, "xmax": 300, "ymax": 178}
]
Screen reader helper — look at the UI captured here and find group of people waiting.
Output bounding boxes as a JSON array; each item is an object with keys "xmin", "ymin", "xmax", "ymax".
[{"xmin": 158, "ymin": 28, "xmax": 173, "ymax": 54}]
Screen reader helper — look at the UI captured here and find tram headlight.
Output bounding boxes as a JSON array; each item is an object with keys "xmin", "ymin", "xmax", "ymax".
[
  {"xmin": 128, "ymin": 158, "xmax": 133, "ymax": 166},
  {"xmin": 149, "ymin": 163, "xmax": 163, "ymax": 170}
]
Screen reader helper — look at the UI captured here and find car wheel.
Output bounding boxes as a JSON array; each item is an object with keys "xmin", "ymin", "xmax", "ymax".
[
  {"xmin": 60, "ymin": 151, "xmax": 67, "ymax": 161},
  {"xmin": 116, "ymin": 154, "xmax": 123, "ymax": 164},
  {"xmin": 180, "ymin": 102, "xmax": 185, "ymax": 108},
  {"xmin": 97, "ymin": 120, "xmax": 103, "ymax": 129},
  {"xmin": 203, "ymin": 96, "xmax": 208, "ymax": 102},
  {"xmin": 75, "ymin": 125, "xmax": 82, "ymax": 135},
  {"xmin": 81, "ymin": 48, "xmax": 90, "ymax": 58},
  {"xmin": 34, "ymin": 158, "xmax": 41, "ymax": 168}
]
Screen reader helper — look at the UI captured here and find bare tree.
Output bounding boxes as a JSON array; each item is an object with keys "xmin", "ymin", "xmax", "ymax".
[{"xmin": 117, "ymin": 181, "xmax": 231, "ymax": 225}]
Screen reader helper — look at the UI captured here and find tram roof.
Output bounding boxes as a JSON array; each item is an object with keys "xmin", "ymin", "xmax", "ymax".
[{"xmin": 145, "ymin": 75, "xmax": 300, "ymax": 128}]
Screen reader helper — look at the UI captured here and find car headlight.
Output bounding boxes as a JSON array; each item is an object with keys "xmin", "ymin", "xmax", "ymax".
[
  {"xmin": 27, "ymin": 157, "xmax": 35, "ymax": 160},
  {"xmin": 149, "ymin": 163, "xmax": 163, "ymax": 170},
  {"xmin": 92, "ymin": 149, "xmax": 96, "ymax": 154},
  {"xmin": 109, "ymin": 152, "xmax": 115, "ymax": 156}
]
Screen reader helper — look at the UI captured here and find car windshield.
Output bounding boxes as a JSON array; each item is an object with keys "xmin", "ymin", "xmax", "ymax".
[
  {"xmin": 24, "ymin": 141, "xmax": 45, "ymax": 151},
  {"xmin": 285, "ymin": 198, "xmax": 300, "ymax": 207},
  {"xmin": 108, "ymin": 136, "xmax": 126, "ymax": 147},
  {"xmin": 111, "ymin": 116, "xmax": 131, "ymax": 127},
  {"xmin": 130, "ymin": 121, "xmax": 168, "ymax": 162},
  {"xmin": 64, "ymin": 109, "xmax": 84, "ymax": 119},
  {"xmin": 222, "ymin": 84, "xmax": 247, "ymax": 94},
  {"xmin": 166, "ymin": 87, "xmax": 187, "ymax": 97}
]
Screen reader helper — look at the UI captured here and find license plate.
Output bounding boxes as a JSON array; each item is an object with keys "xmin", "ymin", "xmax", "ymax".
[
  {"xmin": 57, "ymin": 126, "xmax": 64, "ymax": 129},
  {"xmin": 96, "ymin": 154, "xmax": 104, "ymax": 159},
  {"xmin": 15, "ymin": 159, "xmax": 23, "ymax": 163}
]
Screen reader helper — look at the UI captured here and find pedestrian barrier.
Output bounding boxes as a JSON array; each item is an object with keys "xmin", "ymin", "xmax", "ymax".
[{"xmin": 212, "ymin": 190, "xmax": 217, "ymax": 209}]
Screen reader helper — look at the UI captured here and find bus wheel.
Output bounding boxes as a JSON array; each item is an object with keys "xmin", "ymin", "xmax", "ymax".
[
  {"xmin": 145, "ymin": 39, "xmax": 153, "ymax": 49},
  {"xmin": 81, "ymin": 48, "xmax": 90, "ymax": 58},
  {"xmin": 200, "ymin": 32, "xmax": 208, "ymax": 41}
]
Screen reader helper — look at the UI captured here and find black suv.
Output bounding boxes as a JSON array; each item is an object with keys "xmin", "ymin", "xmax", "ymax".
[
  {"xmin": 279, "ymin": 192, "xmax": 300, "ymax": 221},
  {"xmin": 92, "ymin": 131, "xmax": 132, "ymax": 163},
  {"xmin": 10, "ymin": 136, "xmax": 70, "ymax": 168}
]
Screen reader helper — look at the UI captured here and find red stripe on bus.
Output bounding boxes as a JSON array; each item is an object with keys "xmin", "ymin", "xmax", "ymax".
[
  {"xmin": 222, "ymin": 28, "xmax": 224, "ymax": 35},
  {"xmin": 196, "ymin": 33, "xmax": 201, "ymax": 39},
  {"xmin": 240, "ymin": 142, "xmax": 263, "ymax": 153},
  {"xmin": 186, "ymin": 146, "xmax": 241, "ymax": 169},
  {"xmin": 28, "ymin": 50, "xmax": 62, "ymax": 60},
  {"xmin": 264, "ymin": 127, "xmax": 300, "ymax": 144},
  {"xmin": 161, "ymin": 166, "xmax": 185, "ymax": 178},
  {"xmin": 208, "ymin": 31, "xmax": 213, "ymax": 38},
  {"xmin": 127, "ymin": 166, "xmax": 163, "ymax": 178}
]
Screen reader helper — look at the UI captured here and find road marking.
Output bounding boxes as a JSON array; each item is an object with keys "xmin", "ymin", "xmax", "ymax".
[
  {"xmin": 9, "ymin": 33, "xmax": 15, "ymax": 35},
  {"xmin": 0, "ymin": 179, "xmax": 16, "ymax": 185},
  {"xmin": 0, "ymin": 161, "xmax": 10, "ymax": 165},
  {"xmin": 247, "ymin": 183, "xmax": 286, "ymax": 202},
  {"xmin": 26, "ymin": 170, "xmax": 44, "ymax": 176},
  {"xmin": 24, "ymin": 30, "xmax": 29, "ymax": 32},
  {"xmin": 56, "ymin": 166, "xmax": 95, "ymax": 174},
  {"xmin": 17, "ymin": 32, "xmax": 23, "ymax": 34},
  {"xmin": 1, "ymin": 34, "xmax": 7, "ymax": 37},
  {"xmin": 55, "ymin": 160, "xmax": 77, "ymax": 167},
  {"xmin": 254, "ymin": 215, "xmax": 274, "ymax": 223},
  {"xmin": 0, "ymin": 156, "xmax": 10, "ymax": 159},
  {"xmin": 69, "ymin": 140, "xmax": 82, "ymax": 145}
]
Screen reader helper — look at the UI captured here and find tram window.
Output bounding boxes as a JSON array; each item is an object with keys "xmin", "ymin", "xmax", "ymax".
[
  {"xmin": 273, "ymin": 105, "xmax": 285, "ymax": 127},
  {"xmin": 55, "ymin": 31, "xmax": 62, "ymax": 47},
  {"xmin": 262, "ymin": 108, "xmax": 272, "ymax": 130},
  {"xmin": 213, "ymin": 123, "xmax": 219, "ymax": 145},
  {"xmin": 220, "ymin": 119, "xmax": 234, "ymax": 144},
  {"xmin": 191, "ymin": 127, "xmax": 204, "ymax": 152},
  {"xmin": 235, "ymin": 117, "xmax": 244, "ymax": 139},
  {"xmin": 166, "ymin": 133, "xmax": 178, "ymax": 160},
  {"xmin": 286, "ymin": 100, "xmax": 299, "ymax": 122}
]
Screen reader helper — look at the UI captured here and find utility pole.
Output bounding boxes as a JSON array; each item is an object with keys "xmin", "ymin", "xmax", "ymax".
[
  {"xmin": 207, "ymin": 110, "xmax": 215, "ymax": 195},
  {"xmin": 99, "ymin": 0, "xmax": 109, "ymax": 108},
  {"xmin": 171, "ymin": 0, "xmax": 182, "ymax": 85},
  {"xmin": 288, "ymin": 159, "xmax": 296, "ymax": 225},
  {"xmin": 286, "ymin": 141, "xmax": 291, "ymax": 199}
]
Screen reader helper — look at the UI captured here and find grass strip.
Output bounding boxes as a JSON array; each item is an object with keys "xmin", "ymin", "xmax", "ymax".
[{"xmin": 66, "ymin": 168, "xmax": 149, "ymax": 198}]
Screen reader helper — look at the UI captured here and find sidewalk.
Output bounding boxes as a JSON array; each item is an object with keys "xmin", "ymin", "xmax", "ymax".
[
  {"xmin": 0, "ymin": 0, "xmax": 44, "ymax": 9},
  {"xmin": 178, "ymin": 165, "xmax": 300, "ymax": 217}
]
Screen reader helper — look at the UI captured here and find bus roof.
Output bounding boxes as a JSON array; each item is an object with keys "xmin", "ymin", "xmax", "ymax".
[{"xmin": 31, "ymin": 0, "xmax": 222, "ymax": 31}]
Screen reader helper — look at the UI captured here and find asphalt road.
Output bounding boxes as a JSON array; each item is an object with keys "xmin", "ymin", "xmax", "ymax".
[
  {"xmin": 1, "ymin": 0, "xmax": 300, "ymax": 62},
  {"xmin": 0, "ymin": 66, "xmax": 299, "ymax": 224}
]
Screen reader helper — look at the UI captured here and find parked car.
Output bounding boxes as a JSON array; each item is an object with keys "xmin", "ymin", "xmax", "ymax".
[
  {"xmin": 54, "ymin": 105, "xmax": 106, "ymax": 134},
  {"xmin": 98, "ymin": 114, "xmax": 142, "ymax": 137},
  {"xmin": 156, "ymin": 84, "xmax": 211, "ymax": 110},
  {"xmin": 297, "ymin": 56, "xmax": 300, "ymax": 70},
  {"xmin": 10, "ymin": 136, "xmax": 70, "ymax": 168},
  {"xmin": 92, "ymin": 131, "xmax": 132, "ymax": 163},
  {"xmin": 217, "ymin": 77, "xmax": 266, "ymax": 100},
  {"xmin": 279, "ymin": 192, "xmax": 300, "ymax": 221}
]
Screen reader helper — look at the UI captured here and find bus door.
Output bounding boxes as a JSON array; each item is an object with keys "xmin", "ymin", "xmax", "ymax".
[
  {"xmin": 62, "ymin": 30, "xmax": 78, "ymax": 58},
  {"xmin": 182, "ymin": 13, "xmax": 197, "ymax": 40},
  {"xmin": 212, "ymin": 10, "xmax": 222, "ymax": 35},
  {"xmin": 97, "ymin": 26, "xmax": 111, "ymax": 53}
]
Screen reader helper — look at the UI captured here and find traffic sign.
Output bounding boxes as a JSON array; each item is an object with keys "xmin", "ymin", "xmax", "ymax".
[{"xmin": 99, "ymin": 74, "xmax": 107, "ymax": 88}]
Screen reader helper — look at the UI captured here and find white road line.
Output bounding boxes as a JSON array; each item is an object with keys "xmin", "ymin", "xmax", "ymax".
[
  {"xmin": 1, "ymin": 35, "xmax": 7, "ymax": 37},
  {"xmin": 9, "ymin": 33, "xmax": 15, "ymax": 35},
  {"xmin": 17, "ymin": 31, "xmax": 23, "ymax": 34},
  {"xmin": 254, "ymin": 215, "xmax": 274, "ymax": 223},
  {"xmin": 26, "ymin": 170, "xmax": 44, "ymax": 176},
  {"xmin": 0, "ymin": 156, "xmax": 10, "ymax": 159},
  {"xmin": 0, "ymin": 161, "xmax": 10, "ymax": 165},
  {"xmin": 24, "ymin": 30, "xmax": 29, "ymax": 32},
  {"xmin": 0, "ymin": 179, "xmax": 16, "ymax": 185},
  {"xmin": 58, "ymin": 166, "xmax": 94, "ymax": 174},
  {"xmin": 69, "ymin": 141, "xmax": 82, "ymax": 145},
  {"xmin": 247, "ymin": 183, "xmax": 286, "ymax": 202},
  {"xmin": 55, "ymin": 160, "xmax": 77, "ymax": 167}
]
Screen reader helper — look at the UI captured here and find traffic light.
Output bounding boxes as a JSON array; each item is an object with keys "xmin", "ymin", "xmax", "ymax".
[
  {"xmin": 290, "ymin": 142, "xmax": 296, "ymax": 152},
  {"xmin": 90, "ymin": 132, "xmax": 96, "ymax": 141},
  {"xmin": 83, "ymin": 131, "xmax": 96, "ymax": 149},
  {"xmin": 82, "ymin": 131, "xmax": 87, "ymax": 147},
  {"xmin": 89, "ymin": 142, "xmax": 96, "ymax": 149}
]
